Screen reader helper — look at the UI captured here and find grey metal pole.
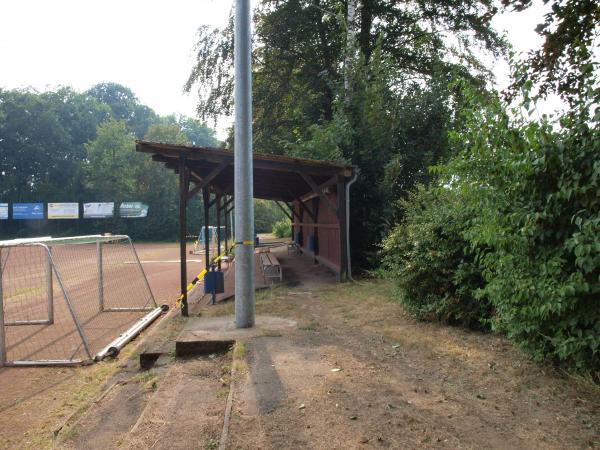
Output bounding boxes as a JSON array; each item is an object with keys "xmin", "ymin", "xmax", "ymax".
[
  {"xmin": 230, "ymin": 199, "xmax": 234, "ymax": 243},
  {"xmin": 97, "ymin": 241, "xmax": 104, "ymax": 312},
  {"xmin": 0, "ymin": 249, "xmax": 6, "ymax": 366},
  {"xmin": 234, "ymin": 0, "xmax": 255, "ymax": 328},
  {"xmin": 47, "ymin": 246, "xmax": 54, "ymax": 324}
]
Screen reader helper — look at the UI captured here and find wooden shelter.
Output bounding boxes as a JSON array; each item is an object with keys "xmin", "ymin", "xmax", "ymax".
[{"xmin": 136, "ymin": 141, "xmax": 358, "ymax": 315}]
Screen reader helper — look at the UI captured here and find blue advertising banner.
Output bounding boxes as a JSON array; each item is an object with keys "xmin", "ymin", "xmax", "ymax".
[
  {"xmin": 13, "ymin": 203, "xmax": 44, "ymax": 220},
  {"xmin": 0, "ymin": 203, "xmax": 7, "ymax": 220}
]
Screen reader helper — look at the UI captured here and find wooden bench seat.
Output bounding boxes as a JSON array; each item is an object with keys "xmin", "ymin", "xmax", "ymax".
[{"xmin": 260, "ymin": 252, "xmax": 282, "ymax": 283}]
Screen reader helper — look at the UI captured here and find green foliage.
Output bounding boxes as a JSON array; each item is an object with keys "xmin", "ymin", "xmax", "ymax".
[
  {"xmin": 0, "ymin": 87, "xmax": 108, "ymax": 202},
  {"xmin": 381, "ymin": 187, "xmax": 490, "ymax": 329},
  {"xmin": 501, "ymin": 0, "xmax": 600, "ymax": 102},
  {"xmin": 85, "ymin": 119, "xmax": 139, "ymax": 200},
  {"xmin": 85, "ymin": 82, "xmax": 157, "ymax": 138},
  {"xmin": 0, "ymin": 84, "xmax": 219, "ymax": 241},
  {"xmin": 254, "ymin": 200, "xmax": 287, "ymax": 234},
  {"xmin": 272, "ymin": 218, "xmax": 292, "ymax": 239},
  {"xmin": 419, "ymin": 57, "xmax": 600, "ymax": 373},
  {"xmin": 186, "ymin": 0, "xmax": 506, "ymax": 270}
]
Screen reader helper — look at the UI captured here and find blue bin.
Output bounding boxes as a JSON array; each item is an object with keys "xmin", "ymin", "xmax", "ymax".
[
  {"xmin": 308, "ymin": 234, "xmax": 318, "ymax": 252},
  {"xmin": 204, "ymin": 270, "xmax": 225, "ymax": 294}
]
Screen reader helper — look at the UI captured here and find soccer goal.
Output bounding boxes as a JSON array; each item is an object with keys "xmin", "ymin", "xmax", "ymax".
[{"xmin": 0, "ymin": 235, "xmax": 163, "ymax": 366}]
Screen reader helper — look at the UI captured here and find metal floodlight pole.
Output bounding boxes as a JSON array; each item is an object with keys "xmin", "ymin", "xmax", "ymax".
[{"xmin": 234, "ymin": 0, "xmax": 255, "ymax": 328}]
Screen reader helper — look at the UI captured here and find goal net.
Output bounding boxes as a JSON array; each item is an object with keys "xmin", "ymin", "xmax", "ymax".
[{"xmin": 0, "ymin": 235, "xmax": 158, "ymax": 366}]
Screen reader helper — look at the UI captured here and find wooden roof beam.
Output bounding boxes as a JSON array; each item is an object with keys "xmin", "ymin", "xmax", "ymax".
[
  {"xmin": 187, "ymin": 162, "xmax": 228, "ymax": 200},
  {"xmin": 140, "ymin": 145, "xmax": 351, "ymax": 177},
  {"xmin": 298, "ymin": 170, "xmax": 338, "ymax": 216},
  {"xmin": 274, "ymin": 201, "xmax": 292, "ymax": 221}
]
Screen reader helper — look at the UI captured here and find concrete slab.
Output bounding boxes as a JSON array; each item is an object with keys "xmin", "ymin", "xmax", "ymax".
[{"xmin": 175, "ymin": 315, "xmax": 297, "ymax": 357}]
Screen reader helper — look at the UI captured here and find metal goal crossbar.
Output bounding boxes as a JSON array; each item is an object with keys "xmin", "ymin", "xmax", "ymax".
[{"xmin": 0, "ymin": 235, "xmax": 161, "ymax": 366}]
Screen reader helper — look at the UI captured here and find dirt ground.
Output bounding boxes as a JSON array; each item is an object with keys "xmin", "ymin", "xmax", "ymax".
[
  {"xmin": 0, "ymin": 242, "xmax": 199, "ymax": 449},
  {"xmin": 201, "ymin": 280, "xmax": 600, "ymax": 450},
  {"xmin": 1, "ymin": 243, "xmax": 599, "ymax": 449}
]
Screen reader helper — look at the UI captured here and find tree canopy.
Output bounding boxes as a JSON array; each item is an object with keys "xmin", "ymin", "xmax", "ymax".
[
  {"xmin": 186, "ymin": 0, "xmax": 506, "ymax": 267},
  {"xmin": 0, "ymin": 83, "xmax": 219, "ymax": 240}
]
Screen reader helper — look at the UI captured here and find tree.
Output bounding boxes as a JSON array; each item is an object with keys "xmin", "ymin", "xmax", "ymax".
[
  {"xmin": 85, "ymin": 119, "xmax": 138, "ymax": 201},
  {"xmin": 186, "ymin": 0, "xmax": 505, "ymax": 269},
  {"xmin": 0, "ymin": 83, "xmax": 220, "ymax": 240},
  {"xmin": 177, "ymin": 116, "xmax": 219, "ymax": 147},
  {"xmin": 502, "ymin": 0, "xmax": 600, "ymax": 102},
  {"xmin": 86, "ymin": 82, "xmax": 157, "ymax": 138},
  {"xmin": 0, "ymin": 88, "xmax": 108, "ymax": 201}
]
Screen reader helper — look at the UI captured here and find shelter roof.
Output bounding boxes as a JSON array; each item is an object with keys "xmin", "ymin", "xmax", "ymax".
[{"xmin": 136, "ymin": 140, "xmax": 356, "ymax": 202}]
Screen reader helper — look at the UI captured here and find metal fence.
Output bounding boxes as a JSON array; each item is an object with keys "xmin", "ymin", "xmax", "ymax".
[{"xmin": 0, "ymin": 235, "xmax": 158, "ymax": 366}]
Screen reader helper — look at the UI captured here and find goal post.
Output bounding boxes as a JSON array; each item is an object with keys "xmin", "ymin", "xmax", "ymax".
[{"xmin": 0, "ymin": 235, "xmax": 162, "ymax": 366}]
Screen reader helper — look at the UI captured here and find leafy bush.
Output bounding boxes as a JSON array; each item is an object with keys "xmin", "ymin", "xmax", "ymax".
[
  {"xmin": 272, "ymin": 219, "xmax": 292, "ymax": 238},
  {"xmin": 382, "ymin": 59, "xmax": 600, "ymax": 374},
  {"xmin": 381, "ymin": 186, "xmax": 490, "ymax": 329},
  {"xmin": 442, "ymin": 62, "xmax": 600, "ymax": 372},
  {"xmin": 255, "ymin": 200, "xmax": 288, "ymax": 233}
]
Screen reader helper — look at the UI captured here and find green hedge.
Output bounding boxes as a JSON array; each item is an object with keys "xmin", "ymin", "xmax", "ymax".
[
  {"xmin": 272, "ymin": 218, "xmax": 292, "ymax": 238},
  {"xmin": 382, "ymin": 64, "xmax": 599, "ymax": 374},
  {"xmin": 381, "ymin": 187, "xmax": 490, "ymax": 330}
]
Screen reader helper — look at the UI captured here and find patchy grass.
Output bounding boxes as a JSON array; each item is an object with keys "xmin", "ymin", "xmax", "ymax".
[
  {"xmin": 201, "ymin": 286, "xmax": 298, "ymax": 319},
  {"xmin": 216, "ymin": 387, "xmax": 230, "ymax": 399},
  {"xmin": 134, "ymin": 370, "xmax": 158, "ymax": 392},
  {"xmin": 0, "ymin": 310, "xmax": 188, "ymax": 450},
  {"xmin": 259, "ymin": 329, "xmax": 283, "ymax": 337},
  {"xmin": 231, "ymin": 341, "xmax": 248, "ymax": 375},
  {"xmin": 205, "ymin": 438, "xmax": 219, "ymax": 450},
  {"xmin": 232, "ymin": 341, "xmax": 247, "ymax": 359},
  {"xmin": 299, "ymin": 319, "xmax": 320, "ymax": 331}
]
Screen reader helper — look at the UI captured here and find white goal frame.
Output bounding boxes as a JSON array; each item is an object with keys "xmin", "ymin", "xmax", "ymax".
[{"xmin": 0, "ymin": 235, "xmax": 159, "ymax": 366}]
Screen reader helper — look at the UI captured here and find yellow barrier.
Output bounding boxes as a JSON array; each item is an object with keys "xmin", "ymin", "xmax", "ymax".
[{"xmin": 175, "ymin": 255, "xmax": 226, "ymax": 308}]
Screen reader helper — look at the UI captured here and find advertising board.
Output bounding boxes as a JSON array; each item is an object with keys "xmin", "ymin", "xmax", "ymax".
[
  {"xmin": 0, "ymin": 203, "xmax": 7, "ymax": 220},
  {"xmin": 83, "ymin": 202, "xmax": 114, "ymax": 219},
  {"xmin": 119, "ymin": 202, "xmax": 149, "ymax": 218},
  {"xmin": 13, "ymin": 203, "xmax": 44, "ymax": 220},
  {"xmin": 48, "ymin": 202, "xmax": 79, "ymax": 219}
]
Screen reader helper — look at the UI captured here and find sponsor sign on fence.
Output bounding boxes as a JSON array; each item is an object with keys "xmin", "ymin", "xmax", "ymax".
[
  {"xmin": 0, "ymin": 203, "xmax": 7, "ymax": 220},
  {"xmin": 119, "ymin": 202, "xmax": 149, "ymax": 218},
  {"xmin": 48, "ymin": 202, "xmax": 79, "ymax": 219},
  {"xmin": 83, "ymin": 202, "xmax": 114, "ymax": 219},
  {"xmin": 13, "ymin": 203, "xmax": 44, "ymax": 220}
]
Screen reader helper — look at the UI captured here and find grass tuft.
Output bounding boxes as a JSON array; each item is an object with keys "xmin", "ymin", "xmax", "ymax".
[{"xmin": 299, "ymin": 319, "xmax": 319, "ymax": 331}]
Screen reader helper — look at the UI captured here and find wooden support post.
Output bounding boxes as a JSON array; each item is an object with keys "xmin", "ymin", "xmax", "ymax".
[
  {"xmin": 299, "ymin": 201, "xmax": 304, "ymax": 249},
  {"xmin": 222, "ymin": 196, "xmax": 234, "ymax": 210},
  {"xmin": 224, "ymin": 196, "xmax": 229, "ymax": 255},
  {"xmin": 337, "ymin": 175, "xmax": 348, "ymax": 282},
  {"xmin": 179, "ymin": 158, "xmax": 189, "ymax": 316},
  {"xmin": 216, "ymin": 194, "xmax": 222, "ymax": 271},
  {"xmin": 187, "ymin": 162, "xmax": 228, "ymax": 200},
  {"xmin": 203, "ymin": 188, "xmax": 210, "ymax": 270},
  {"xmin": 313, "ymin": 197, "xmax": 320, "ymax": 263}
]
